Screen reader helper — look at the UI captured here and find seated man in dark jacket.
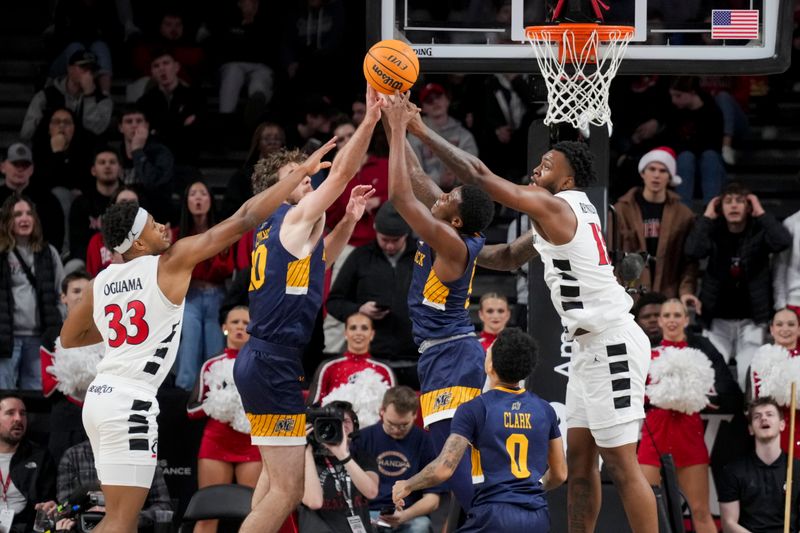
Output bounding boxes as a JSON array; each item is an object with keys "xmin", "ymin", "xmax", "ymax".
[{"xmin": 0, "ymin": 393, "xmax": 57, "ymax": 532}]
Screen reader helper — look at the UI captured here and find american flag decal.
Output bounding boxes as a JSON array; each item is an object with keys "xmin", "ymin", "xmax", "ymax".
[{"xmin": 711, "ymin": 9, "xmax": 759, "ymax": 40}]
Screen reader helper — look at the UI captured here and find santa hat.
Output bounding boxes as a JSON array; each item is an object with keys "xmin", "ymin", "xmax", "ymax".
[{"xmin": 638, "ymin": 146, "xmax": 682, "ymax": 187}]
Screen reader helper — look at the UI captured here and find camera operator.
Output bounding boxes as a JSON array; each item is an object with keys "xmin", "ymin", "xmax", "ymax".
[{"xmin": 300, "ymin": 401, "xmax": 380, "ymax": 533}]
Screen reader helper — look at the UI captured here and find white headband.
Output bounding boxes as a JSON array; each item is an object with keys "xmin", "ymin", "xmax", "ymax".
[{"xmin": 113, "ymin": 208, "xmax": 149, "ymax": 254}]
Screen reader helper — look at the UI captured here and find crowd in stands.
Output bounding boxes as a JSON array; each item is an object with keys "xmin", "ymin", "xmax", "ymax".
[{"xmin": 1, "ymin": 0, "xmax": 800, "ymax": 531}]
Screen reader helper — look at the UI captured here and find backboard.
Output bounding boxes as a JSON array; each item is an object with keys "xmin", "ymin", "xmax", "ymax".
[{"xmin": 368, "ymin": 0, "xmax": 793, "ymax": 75}]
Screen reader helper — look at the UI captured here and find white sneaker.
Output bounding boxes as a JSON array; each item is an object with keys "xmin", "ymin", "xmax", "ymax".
[{"xmin": 722, "ymin": 145, "xmax": 736, "ymax": 165}]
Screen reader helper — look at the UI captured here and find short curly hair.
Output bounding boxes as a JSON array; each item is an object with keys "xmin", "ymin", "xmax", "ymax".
[
  {"xmin": 458, "ymin": 185, "xmax": 495, "ymax": 234},
  {"xmin": 251, "ymin": 148, "xmax": 308, "ymax": 195},
  {"xmin": 491, "ymin": 327, "xmax": 538, "ymax": 383},
  {"xmin": 102, "ymin": 201, "xmax": 141, "ymax": 251},
  {"xmin": 552, "ymin": 141, "xmax": 596, "ymax": 188}
]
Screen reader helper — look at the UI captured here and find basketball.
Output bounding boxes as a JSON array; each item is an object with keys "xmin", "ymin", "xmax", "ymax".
[{"xmin": 363, "ymin": 39, "xmax": 419, "ymax": 95}]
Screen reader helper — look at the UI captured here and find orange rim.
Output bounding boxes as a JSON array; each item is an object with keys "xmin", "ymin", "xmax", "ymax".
[{"xmin": 525, "ymin": 23, "xmax": 635, "ymax": 42}]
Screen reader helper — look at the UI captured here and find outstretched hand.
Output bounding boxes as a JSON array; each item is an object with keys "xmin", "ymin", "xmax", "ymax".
[
  {"xmin": 300, "ymin": 137, "xmax": 337, "ymax": 176},
  {"xmin": 364, "ymin": 84, "xmax": 388, "ymax": 123},
  {"xmin": 392, "ymin": 480, "xmax": 411, "ymax": 509},
  {"xmin": 345, "ymin": 184, "xmax": 376, "ymax": 222},
  {"xmin": 383, "ymin": 91, "xmax": 419, "ymax": 131}
]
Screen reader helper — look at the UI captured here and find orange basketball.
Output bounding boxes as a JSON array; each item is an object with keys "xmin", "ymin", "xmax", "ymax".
[{"xmin": 363, "ymin": 39, "xmax": 420, "ymax": 95}]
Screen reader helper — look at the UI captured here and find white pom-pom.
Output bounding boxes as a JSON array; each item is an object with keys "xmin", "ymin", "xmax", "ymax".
[
  {"xmin": 322, "ymin": 368, "xmax": 391, "ymax": 427},
  {"xmin": 758, "ymin": 348, "xmax": 800, "ymax": 407},
  {"xmin": 50, "ymin": 338, "xmax": 104, "ymax": 400},
  {"xmin": 751, "ymin": 344, "xmax": 793, "ymax": 405},
  {"xmin": 202, "ymin": 358, "xmax": 251, "ymax": 434},
  {"xmin": 646, "ymin": 346, "xmax": 715, "ymax": 414}
]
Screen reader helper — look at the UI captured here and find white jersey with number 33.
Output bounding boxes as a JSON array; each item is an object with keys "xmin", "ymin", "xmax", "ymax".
[
  {"xmin": 92, "ymin": 255, "xmax": 185, "ymax": 389},
  {"xmin": 532, "ymin": 190, "xmax": 633, "ymax": 337}
]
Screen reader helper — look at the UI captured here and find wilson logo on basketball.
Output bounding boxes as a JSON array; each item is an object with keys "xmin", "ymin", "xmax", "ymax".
[
  {"xmin": 371, "ymin": 64, "xmax": 403, "ymax": 90},
  {"xmin": 275, "ymin": 418, "xmax": 296, "ymax": 433}
]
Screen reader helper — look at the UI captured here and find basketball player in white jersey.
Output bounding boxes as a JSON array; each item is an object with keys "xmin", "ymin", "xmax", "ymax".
[
  {"xmin": 58, "ymin": 139, "xmax": 336, "ymax": 533},
  {"xmin": 398, "ymin": 100, "xmax": 657, "ymax": 532}
]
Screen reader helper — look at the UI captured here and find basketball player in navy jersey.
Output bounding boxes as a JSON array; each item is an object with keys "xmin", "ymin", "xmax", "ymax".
[
  {"xmin": 392, "ymin": 328, "xmax": 567, "ymax": 532},
  {"xmin": 233, "ymin": 86, "xmax": 386, "ymax": 533},
  {"xmin": 402, "ymin": 101, "xmax": 658, "ymax": 531},
  {"xmin": 383, "ymin": 93, "xmax": 502, "ymax": 512},
  {"xmin": 58, "ymin": 140, "xmax": 336, "ymax": 533}
]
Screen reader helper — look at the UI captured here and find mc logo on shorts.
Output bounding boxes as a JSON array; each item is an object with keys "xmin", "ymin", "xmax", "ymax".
[
  {"xmin": 433, "ymin": 392, "xmax": 453, "ymax": 410},
  {"xmin": 275, "ymin": 418, "xmax": 296, "ymax": 433}
]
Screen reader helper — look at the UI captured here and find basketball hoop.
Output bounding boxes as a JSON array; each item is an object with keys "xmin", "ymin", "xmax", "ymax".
[{"xmin": 526, "ymin": 23, "xmax": 634, "ymax": 134}]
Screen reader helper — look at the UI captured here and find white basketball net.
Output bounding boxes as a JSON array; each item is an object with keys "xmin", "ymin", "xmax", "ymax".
[{"xmin": 527, "ymin": 26, "xmax": 633, "ymax": 133}]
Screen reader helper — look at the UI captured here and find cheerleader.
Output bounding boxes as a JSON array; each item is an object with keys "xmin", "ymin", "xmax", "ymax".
[
  {"xmin": 749, "ymin": 307, "xmax": 800, "ymax": 456},
  {"xmin": 638, "ymin": 298, "xmax": 741, "ymax": 533},
  {"xmin": 187, "ymin": 306, "xmax": 260, "ymax": 533}
]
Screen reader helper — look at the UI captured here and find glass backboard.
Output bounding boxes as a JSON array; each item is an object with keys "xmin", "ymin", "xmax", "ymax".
[{"xmin": 368, "ymin": 0, "xmax": 792, "ymax": 74}]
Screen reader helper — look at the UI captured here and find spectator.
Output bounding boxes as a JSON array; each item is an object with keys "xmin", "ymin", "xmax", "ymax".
[
  {"xmin": 68, "ymin": 148, "xmax": 120, "ymax": 264},
  {"xmin": 56, "ymin": 440, "xmax": 171, "ymax": 530},
  {"xmin": 611, "ymin": 147, "xmax": 699, "ymax": 301},
  {"xmin": 718, "ymin": 397, "xmax": 800, "ymax": 533},
  {"xmin": 685, "ymin": 183, "xmax": 792, "ymax": 388},
  {"xmin": 115, "ymin": 105, "xmax": 175, "ymax": 224},
  {"xmin": 0, "ymin": 194, "xmax": 64, "ymax": 390},
  {"xmin": 0, "ymin": 143, "xmax": 65, "ymax": 252},
  {"xmin": 355, "ymin": 386, "xmax": 441, "ymax": 533},
  {"xmin": 131, "ymin": 10, "xmax": 205, "ymax": 85},
  {"xmin": 632, "ymin": 291, "xmax": 668, "ymax": 347},
  {"xmin": 0, "ymin": 394, "xmax": 57, "ymax": 533},
  {"xmin": 221, "ymin": 122, "xmax": 287, "ymax": 219},
  {"xmin": 39, "ymin": 270, "xmax": 94, "ymax": 463},
  {"xmin": 187, "ymin": 306, "xmax": 260, "ymax": 533},
  {"xmin": 173, "ymin": 181, "xmax": 234, "ymax": 390},
  {"xmin": 213, "ymin": 0, "xmax": 276, "ymax": 127},
  {"xmin": 137, "ymin": 48, "xmax": 205, "ymax": 166},
  {"xmin": 84, "ymin": 187, "xmax": 139, "ymax": 277},
  {"xmin": 326, "ymin": 202, "xmax": 418, "ymax": 386},
  {"xmin": 300, "ymin": 400, "xmax": 380, "ymax": 533},
  {"xmin": 774, "ymin": 208, "xmax": 800, "ymax": 319},
  {"xmin": 21, "ymin": 50, "xmax": 113, "ymax": 142},
  {"xmin": 308, "ymin": 312, "xmax": 396, "ymax": 406},
  {"xmin": 748, "ymin": 308, "xmax": 800, "ymax": 457},
  {"xmin": 31, "ymin": 107, "xmax": 93, "ymax": 195},
  {"xmin": 408, "ymin": 83, "xmax": 479, "ymax": 191},
  {"xmin": 698, "ymin": 76, "xmax": 752, "ymax": 166},
  {"xmin": 477, "ymin": 292, "xmax": 511, "ymax": 351},
  {"xmin": 638, "ymin": 299, "xmax": 741, "ymax": 533},
  {"xmin": 665, "ymin": 76, "xmax": 727, "ymax": 205}
]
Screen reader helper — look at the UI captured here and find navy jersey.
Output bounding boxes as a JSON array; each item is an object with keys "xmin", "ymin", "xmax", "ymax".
[
  {"xmin": 451, "ymin": 387, "xmax": 560, "ymax": 510},
  {"xmin": 407, "ymin": 234, "xmax": 485, "ymax": 344},
  {"xmin": 247, "ymin": 203, "xmax": 325, "ymax": 348},
  {"xmin": 355, "ymin": 422, "xmax": 443, "ymax": 509}
]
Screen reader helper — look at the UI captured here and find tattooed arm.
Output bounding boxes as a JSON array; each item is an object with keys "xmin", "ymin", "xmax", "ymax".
[
  {"xmin": 392, "ymin": 434, "xmax": 470, "ymax": 508},
  {"xmin": 478, "ymin": 231, "xmax": 538, "ymax": 271}
]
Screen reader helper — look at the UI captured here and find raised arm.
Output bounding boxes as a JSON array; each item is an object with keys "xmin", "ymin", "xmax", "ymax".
[
  {"xmin": 322, "ymin": 184, "xmax": 375, "ymax": 267},
  {"xmin": 381, "ymin": 110, "xmax": 442, "ymax": 208},
  {"xmin": 407, "ymin": 111, "xmax": 574, "ymax": 242},
  {"xmin": 60, "ymin": 280, "xmax": 103, "ymax": 348},
  {"xmin": 477, "ymin": 231, "xmax": 538, "ymax": 271},
  {"xmin": 385, "ymin": 92, "xmax": 467, "ymax": 281},
  {"xmin": 392, "ymin": 434, "xmax": 469, "ymax": 509},
  {"xmin": 158, "ymin": 139, "xmax": 336, "ymax": 292},
  {"xmin": 286, "ymin": 86, "xmax": 384, "ymax": 226}
]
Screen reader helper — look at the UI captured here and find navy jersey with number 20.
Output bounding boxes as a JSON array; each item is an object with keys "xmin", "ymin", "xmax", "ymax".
[{"xmin": 450, "ymin": 387, "xmax": 561, "ymax": 510}]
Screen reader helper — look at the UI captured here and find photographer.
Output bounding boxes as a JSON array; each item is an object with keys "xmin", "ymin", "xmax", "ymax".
[{"xmin": 300, "ymin": 401, "xmax": 380, "ymax": 533}]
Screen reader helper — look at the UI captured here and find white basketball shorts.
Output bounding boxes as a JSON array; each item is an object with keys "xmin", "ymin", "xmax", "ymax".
[
  {"xmin": 82, "ymin": 374, "xmax": 159, "ymax": 488},
  {"xmin": 566, "ymin": 320, "xmax": 650, "ymax": 447}
]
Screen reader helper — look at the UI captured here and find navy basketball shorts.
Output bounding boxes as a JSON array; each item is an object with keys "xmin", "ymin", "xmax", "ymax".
[
  {"xmin": 459, "ymin": 503, "xmax": 550, "ymax": 533},
  {"xmin": 417, "ymin": 336, "xmax": 485, "ymax": 427},
  {"xmin": 233, "ymin": 338, "xmax": 306, "ymax": 446}
]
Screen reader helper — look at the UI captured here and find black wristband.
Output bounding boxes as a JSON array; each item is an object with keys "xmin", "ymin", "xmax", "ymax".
[{"xmin": 339, "ymin": 454, "xmax": 353, "ymax": 465}]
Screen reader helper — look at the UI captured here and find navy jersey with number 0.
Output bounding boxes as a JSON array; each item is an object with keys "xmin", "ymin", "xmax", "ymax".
[
  {"xmin": 407, "ymin": 235, "xmax": 485, "ymax": 344},
  {"xmin": 247, "ymin": 203, "xmax": 325, "ymax": 348},
  {"xmin": 451, "ymin": 387, "xmax": 560, "ymax": 510}
]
